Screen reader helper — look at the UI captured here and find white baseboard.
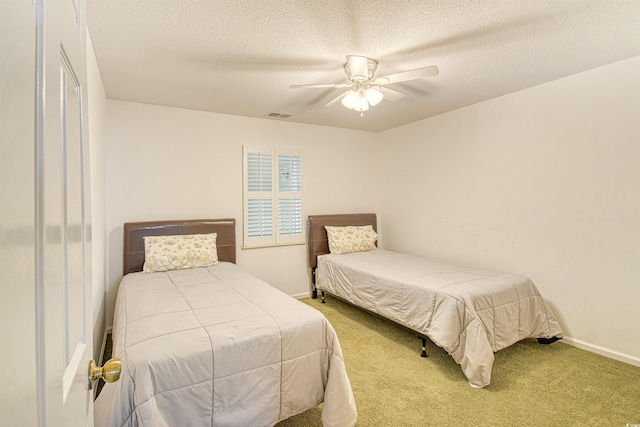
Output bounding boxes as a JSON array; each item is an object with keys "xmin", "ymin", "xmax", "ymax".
[
  {"xmin": 292, "ymin": 292, "xmax": 313, "ymax": 300},
  {"xmin": 561, "ymin": 336, "xmax": 640, "ymax": 367}
]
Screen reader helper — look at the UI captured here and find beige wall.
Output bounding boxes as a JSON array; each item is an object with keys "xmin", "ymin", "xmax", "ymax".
[
  {"xmin": 103, "ymin": 101, "xmax": 382, "ymax": 325},
  {"xmin": 379, "ymin": 55, "xmax": 640, "ymax": 364}
]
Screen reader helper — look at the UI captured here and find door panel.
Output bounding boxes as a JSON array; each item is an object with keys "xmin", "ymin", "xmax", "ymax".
[
  {"xmin": 0, "ymin": 0, "xmax": 93, "ymax": 425},
  {"xmin": 60, "ymin": 49, "xmax": 89, "ymax": 404}
]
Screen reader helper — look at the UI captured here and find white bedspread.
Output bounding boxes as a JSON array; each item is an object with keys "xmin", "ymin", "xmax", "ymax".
[
  {"xmin": 317, "ymin": 249, "xmax": 563, "ymax": 388},
  {"xmin": 95, "ymin": 262, "xmax": 357, "ymax": 427}
]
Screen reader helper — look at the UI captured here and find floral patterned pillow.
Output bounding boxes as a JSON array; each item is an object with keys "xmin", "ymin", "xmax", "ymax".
[
  {"xmin": 143, "ymin": 233, "xmax": 219, "ymax": 273},
  {"xmin": 325, "ymin": 225, "xmax": 377, "ymax": 254}
]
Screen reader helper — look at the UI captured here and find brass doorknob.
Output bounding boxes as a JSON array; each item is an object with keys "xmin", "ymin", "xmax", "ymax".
[{"xmin": 89, "ymin": 358, "xmax": 121, "ymax": 384}]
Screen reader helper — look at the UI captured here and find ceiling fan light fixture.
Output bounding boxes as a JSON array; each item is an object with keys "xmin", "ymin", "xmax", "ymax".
[
  {"xmin": 341, "ymin": 90, "xmax": 360, "ymax": 109},
  {"xmin": 291, "ymin": 55, "xmax": 439, "ymax": 115},
  {"xmin": 354, "ymin": 91, "xmax": 370, "ymax": 112},
  {"xmin": 365, "ymin": 87, "xmax": 384, "ymax": 106},
  {"xmin": 341, "ymin": 89, "xmax": 371, "ymax": 112}
]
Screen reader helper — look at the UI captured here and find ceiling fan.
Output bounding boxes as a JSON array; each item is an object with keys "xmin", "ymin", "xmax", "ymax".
[{"xmin": 290, "ymin": 55, "xmax": 439, "ymax": 114}]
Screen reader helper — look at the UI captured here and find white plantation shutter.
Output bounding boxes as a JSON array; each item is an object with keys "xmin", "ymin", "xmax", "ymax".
[
  {"xmin": 277, "ymin": 151, "xmax": 303, "ymax": 241},
  {"xmin": 246, "ymin": 151, "xmax": 273, "ymax": 240},
  {"xmin": 243, "ymin": 146, "xmax": 303, "ymax": 247},
  {"xmin": 278, "ymin": 198, "xmax": 302, "ymax": 236},
  {"xmin": 247, "ymin": 198, "xmax": 273, "ymax": 238}
]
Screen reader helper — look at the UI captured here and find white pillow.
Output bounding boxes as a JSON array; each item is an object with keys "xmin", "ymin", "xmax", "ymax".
[
  {"xmin": 143, "ymin": 233, "xmax": 219, "ymax": 273},
  {"xmin": 325, "ymin": 225, "xmax": 377, "ymax": 254}
]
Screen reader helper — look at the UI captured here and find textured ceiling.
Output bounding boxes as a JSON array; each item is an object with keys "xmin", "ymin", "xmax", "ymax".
[{"xmin": 86, "ymin": 0, "xmax": 640, "ymax": 132}]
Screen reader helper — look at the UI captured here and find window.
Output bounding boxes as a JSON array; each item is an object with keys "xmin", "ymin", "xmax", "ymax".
[{"xmin": 243, "ymin": 146, "xmax": 304, "ymax": 248}]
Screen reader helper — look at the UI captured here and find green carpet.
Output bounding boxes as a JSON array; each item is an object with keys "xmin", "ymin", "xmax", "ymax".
[{"xmin": 277, "ymin": 294, "xmax": 640, "ymax": 426}]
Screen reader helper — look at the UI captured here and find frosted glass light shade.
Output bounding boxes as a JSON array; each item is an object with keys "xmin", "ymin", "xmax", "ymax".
[
  {"xmin": 365, "ymin": 87, "xmax": 384, "ymax": 106},
  {"xmin": 341, "ymin": 90, "xmax": 359, "ymax": 109}
]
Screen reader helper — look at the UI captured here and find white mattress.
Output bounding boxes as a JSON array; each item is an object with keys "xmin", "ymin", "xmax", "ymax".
[
  {"xmin": 95, "ymin": 262, "xmax": 357, "ymax": 427},
  {"xmin": 317, "ymin": 249, "xmax": 563, "ymax": 388}
]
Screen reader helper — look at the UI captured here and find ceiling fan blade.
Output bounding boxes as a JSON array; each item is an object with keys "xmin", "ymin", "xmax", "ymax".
[
  {"xmin": 379, "ymin": 87, "xmax": 406, "ymax": 102},
  {"xmin": 374, "ymin": 65, "xmax": 439, "ymax": 85},
  {"xmin": 290, "ymin": 83, "xmax": 352, "ymax": 89},
  {"xmin": 324, "ymin": 93, "xmax": 345, "ymax": 108}
]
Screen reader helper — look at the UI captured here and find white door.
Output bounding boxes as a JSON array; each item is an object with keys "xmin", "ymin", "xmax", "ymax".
[
  {"xmin": 0, "ymin": 1, "xmax": 94, "ymax": 426},
  {"xmin": 0, "ymin": 1, "xmax": 40, "ymax": 425}
]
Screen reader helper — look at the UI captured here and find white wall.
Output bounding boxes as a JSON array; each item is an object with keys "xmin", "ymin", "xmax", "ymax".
[
  {"xmin": 379, "ymin": 55, "xmax": 640, "ymax": 364},
  {"xmin": 96, "ymin": 53, "xmax": 640, "ymax": 366},
  {"xmin": 104, "ymin": 101, "xmax": 382, "ymax": 325}
]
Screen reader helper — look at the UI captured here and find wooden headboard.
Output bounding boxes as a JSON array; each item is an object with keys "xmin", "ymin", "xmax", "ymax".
[
  {"xmin": 123, "ymin": 218, "xmax": 236, "ymax": 275},
  {"xmin": 307, "ymin": 213, "xmax": 377, "ymax": 270},
  {"xmin": 307, "ymin": 213, "xmax": 377, "ymax": 298}
]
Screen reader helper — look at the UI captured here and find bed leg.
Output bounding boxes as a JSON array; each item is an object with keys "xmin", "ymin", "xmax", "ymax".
[
  {"xmin": 321, "ymin": 291, "xmax": 326, "ymax": 304},
  {"xmin": 537, "ymin": 336, "xmax": 562, "ymax": 345},
  {"xmin": 311, "ymin": 269, "xmax": 318, "ymax": 299},
  {"xmin": 421, "ymin": 338, "xmax": 428, "ymax": 357}
]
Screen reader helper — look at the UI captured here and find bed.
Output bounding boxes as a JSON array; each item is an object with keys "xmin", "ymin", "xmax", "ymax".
[
  {"xmin": 95, "ymin": 219, "xmax": 357, "ymax": 427},
  {"xmin": 307, "ymin": 213, "xmax": 563, "ymax": 389}
]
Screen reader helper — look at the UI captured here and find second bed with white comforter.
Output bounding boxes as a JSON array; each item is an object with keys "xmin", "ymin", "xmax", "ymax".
[{"xmin": 317, "ymin": 249, "xmax": 563, "ymax": 388}]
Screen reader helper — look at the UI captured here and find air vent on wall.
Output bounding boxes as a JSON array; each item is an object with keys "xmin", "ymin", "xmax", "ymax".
[{"xmin": 266, "ymin": 112, "xmax": 292, "ymax": 119}]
